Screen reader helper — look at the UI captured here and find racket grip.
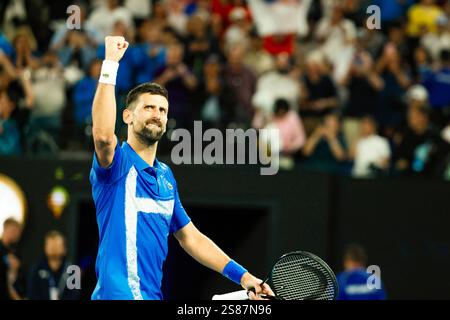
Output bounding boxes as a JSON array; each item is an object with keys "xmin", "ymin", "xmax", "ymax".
[{"xmin": 212, "ymin": 290, "xmax": 249, "ymax": 300}]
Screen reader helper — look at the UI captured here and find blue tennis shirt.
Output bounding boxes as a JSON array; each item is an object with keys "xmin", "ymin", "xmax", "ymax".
[
  {"xmin": 336, "ymin": 269, "xmax": 387, "ymax": 300},
  {"xmin": 89, "ymin": 139, "xmax": 191, "ymax": 300}
]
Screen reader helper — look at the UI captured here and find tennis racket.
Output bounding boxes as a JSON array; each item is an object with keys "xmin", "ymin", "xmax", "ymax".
[{"xmin": 212, "ymin": 251, "xmax": 338, "ymax": 300}]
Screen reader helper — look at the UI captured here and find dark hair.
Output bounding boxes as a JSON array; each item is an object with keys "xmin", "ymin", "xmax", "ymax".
[
  {"xmin": 274, "ymin": 98, "xmax": 290, "ymax": 115},
  {"xmin": 343, "ymin": 244, "xmax": 368, "ymax": 266},
  {"xmin": 3, "ymin": 218, "xmax": 21, "ymax": 228},
  {"xmin": 440, "ymin": 49, "xmax": 450, "ymax": 63},
  {"xmin": 126, "ymin": 82, "xmax": 168, "ymax": 109},
  {"xmin": 44, "ymin": 230, "xmax": 66, "ymax": 247},
  {"xmin": 361, "ymin": 114, "xmax": 378, "ymax": 128}
]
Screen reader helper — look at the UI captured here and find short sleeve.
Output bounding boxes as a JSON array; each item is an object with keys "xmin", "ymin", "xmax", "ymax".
[
  {"xmin": 91, "ymin": 138, "xmax": 130, "ymax": 185},
  {"xmin": 169, "ymin": 184, "xmax": 191, "ymax": 234},
  {"xmin": 380, "ymin": 139, "xmax": 391, "ymax": 159}
]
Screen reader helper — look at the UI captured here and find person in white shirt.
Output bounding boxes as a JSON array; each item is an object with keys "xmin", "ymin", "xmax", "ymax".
[
  {"xmin": 314, "ymin": 3, "xmax": 357, "ymax": 84},
  {"xmin": 87, "ymin": 0, "xmax": 134, "ymax": 40},
  {"xmin": 421, "ymin": 15, "xmax": 450, "ymax": 62},
  {"xmin": 251, "ymin": 52, "xmax": 300, "ymax": 129},
  {"xmin": 350, "ymin": 115, "xmax": 391, "ymax": 178}
]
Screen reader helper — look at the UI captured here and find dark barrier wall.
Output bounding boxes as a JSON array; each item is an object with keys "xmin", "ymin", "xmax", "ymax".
[{"xmin": 0, "ymin": 156, "xmax": 449, "ymax": 299}]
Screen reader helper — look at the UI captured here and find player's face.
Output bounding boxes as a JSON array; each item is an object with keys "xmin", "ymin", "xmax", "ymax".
[{"xmin": 131, "ymin": 93, "xmax": 169, "ymax": 146}]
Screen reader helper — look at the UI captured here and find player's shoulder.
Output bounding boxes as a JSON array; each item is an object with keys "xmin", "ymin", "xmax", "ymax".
[{"xmin": 157, "ymin": 160, "xmax": 176, "ymax": 179}]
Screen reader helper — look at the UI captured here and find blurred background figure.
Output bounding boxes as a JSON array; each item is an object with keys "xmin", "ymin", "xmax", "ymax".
[
  {"xmin": 266, "ymin": 98, "xmax": 305, "ymax": 157},
  {"xmin": 223, "ymin": 43, "xmax": 256, "ymax": 129},
  {"xmin": 349, "ymin": 115, "xmax": 391, "ymax": 178},
  {"xmin": 301, "ymin": 113, "xmax": 348, "ymax": 174},
  {"xmin": 394, "ymin": 106, "xmax": 450, "ymax": 176},
  {"xmin": 337, "ymin": 244, "xmax": 386, "ymax": 300},
  {"xmin": 299, "ymin": 53, "xmax": 338, "ymax": 136},
  {"xmin": 422, "ymin": 49, "xmax": 450, "ymax": 128},
  {"xmin": 252, "ymin": 52, "xmax": 300, "ymax": 129},
  {"xmin": 27, "ymin": 50, "xmax": 66, "ymax": 154},
  {"xmin": 0, "ymin": 218, "xmax": 24, "ymax": 300},
  {"xmin": 154, "ymin": 42, "xmax": 198, "ymax": 130},
  {"xmin": 27, "ymin": 231, "xmax": 80, "ymax": 300}
]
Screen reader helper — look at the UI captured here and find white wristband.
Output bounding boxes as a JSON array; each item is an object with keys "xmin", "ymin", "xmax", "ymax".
[{"xmin": 99, "ymin": 60, "xmax": 119, "ymax": 85}]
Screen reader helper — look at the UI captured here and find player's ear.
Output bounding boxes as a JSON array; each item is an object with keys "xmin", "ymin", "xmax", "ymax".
[{"xmin": 123, "ymin": 107, "xmax": 132, "ymax": 125}]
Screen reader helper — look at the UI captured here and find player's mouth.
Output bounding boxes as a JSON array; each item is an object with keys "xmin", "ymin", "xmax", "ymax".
[{"xmin": 146, "ymin": 121, "xmax": 162, "ymax": 129}]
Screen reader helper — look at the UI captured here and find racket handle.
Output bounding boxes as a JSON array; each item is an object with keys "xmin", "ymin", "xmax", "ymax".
[{"xmin": 212, "ymin": 290, "xmax": 249, "ymax": 300}]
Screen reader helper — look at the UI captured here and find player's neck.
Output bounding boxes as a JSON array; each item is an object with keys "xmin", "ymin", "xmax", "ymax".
[{"xmin": 127, "ymin": 137, "xmax": 158, "ymax": 167}]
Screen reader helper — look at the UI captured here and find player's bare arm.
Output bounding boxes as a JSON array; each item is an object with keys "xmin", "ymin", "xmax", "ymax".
[
  {"xmin": 174, "ymin": 222, "xmax": 274, "ymax": 300},
  {"xmin": 92, "ymin": 36, "xmax": 129, "ymax": 168}
]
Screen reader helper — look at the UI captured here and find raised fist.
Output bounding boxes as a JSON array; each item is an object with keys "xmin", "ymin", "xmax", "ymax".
[{"xmin": 105, "ymin": 36, "xmax": 129, "ymax": 62}]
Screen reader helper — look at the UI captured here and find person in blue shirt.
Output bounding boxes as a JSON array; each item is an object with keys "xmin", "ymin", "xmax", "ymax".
[
  {"xmin": 89, "ymin": 36, "xmax": 274, "ymax": 300},
  {"xmin": 73, "ymin": 59, "xmax": 102, "ymax": 128},
  {"xmin": 422, "ymin": 49, "xmax": 450, "ymax": 127},
  {"xmin": 336, "ymin": 244, "xmax": 387, "ymax": 300}
]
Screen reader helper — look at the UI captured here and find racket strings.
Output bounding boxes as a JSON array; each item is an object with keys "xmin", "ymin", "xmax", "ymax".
[{"xmin": 271, "ymin": 255, "xmax": 336, "ymax": 300}]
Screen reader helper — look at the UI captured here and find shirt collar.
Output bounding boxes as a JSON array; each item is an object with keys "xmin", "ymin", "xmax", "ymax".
[{"xmin": 122, "ymin": 141, "xmax": 161, "ymax": 172}]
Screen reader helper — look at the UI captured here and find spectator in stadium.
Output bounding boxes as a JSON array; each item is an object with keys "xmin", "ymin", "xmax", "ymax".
[
  {"xmin": 27, "ymin": 231, "xmax": 80, "ymax": 300},
  {"xmin": 194, "ymin": 54, "xmax": 232, "ymax": 130},
  {"xmin": 0, "ymin": 89, "xmax": 21, "ymax": 155},
  {"xmin": 342, "ymin": 44, "xmax": 384, "ymax": 148},
  {"xmin": 300, "ymin": 53, "xmax": 338, "ymax": 135},
  {"xmin": 375, "ymin": 41, "xmax": 411, "ymax": 136},
  {"xmin": 406, "ymin": 0, "xmax": 443, "ymax": 39},
  {"xmin": 248, "ymin": 0, "xmax": 311, "ymax": 55},
  {"xmin": 133, "ymin": 19, "xmax": 166, "ymax": 85},
  {"xmin": 0, "ymin": 32, "xmax": 14, "ymax": 59},
  {"xmin": 185, "ymin": 14, "xmax": 220, "ymax": 80},
  {"xmin": 252, "ymin": 52, "xmax": 300, "ymax": 129},
  {"xmin": 301, "ymin": 112, "xmax": 348, "ymax": 173},
  {"xmin": 336, "ymin": 244, "xmax": 386, "ymax": 300},
  {"xmin": 243, "ymin": 29, "xmax": 274, "ymax": 77},
  {"xmin": 422, "ymin": 49, "xmax": 450, "ymax": 127},
  {"xmin": 442, "ymin": 120, "xmax": 450, "ymax": 144},
  {"xmin": 412, "ymin": 45, "xmax": 433, "ymax": 82},
  {"xmin": 267, "ymin": 98, "xmax": 305, "ymax": 157},
  {"xmin": 154, "ymin": 42, "xmax": 198, "ymax": 129},
  {"xmin": 394, "ymin": 106, "xmax": 450, "ymax": 176},
  {"xmin": 50, "ymin": 2, "xmax": 101, "ymax": 71},
  {"xmin": 28, "ymin": 50, "xmax": 66, "ymax": 151},
  {"xmin": 87, "ymin": 0, "xmax": 134, "ymax": 40},
  {"xmin": 314, "ymin": 2, "xmax": 357, "ymax": 83},
  {"xmin": 223, "ymin": 43, "xmax": 257, "ymax": 128},
  {"xmin": 421, "ymin": 14, "xmax": 450, "ymax": 62},
  {"xmin": 0, "ymin": 52, "xmax": 34, "ymax": 154},
  {"xmin": 12, "ymin": 29, "xmax": 39, "ymax": 70},
  {"xmin": 72, "ymin": 59, "xmax": 102, "ymax": 147},
  {"xmin": 406, "ymin": 84, "xmax": 429, "ymax": 111},
  {"xmin": 223, "ymin": 6, "xmax": 251, "ymax": 51},
  {"xmin": 0, "ymin": 218, "xmax": 24, "ymax": 300},
  {"xmin": 372, "ymin": 0, "xmax": 414, "ymax": 27},
  {"xmin": 165, "ymin": 0, "xmax": 190, "ymax": 37},
  {"xmin": 349, "ymin": 115, "xmax": 391, "ymax": 178}
]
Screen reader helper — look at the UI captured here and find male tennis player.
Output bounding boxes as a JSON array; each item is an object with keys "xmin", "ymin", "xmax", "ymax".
[{"xmin": 89, "ymin": 36, "xmax": 273, "ymax": 300}]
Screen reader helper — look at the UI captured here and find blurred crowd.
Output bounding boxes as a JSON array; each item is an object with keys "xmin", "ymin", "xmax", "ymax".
[
  {"xmin": 1, "ymin": 218, "xmax": 80, "ymax": 300},
  {"xmin": 1, "ymin": 0, "xmax": 450, "ymax": 178}
]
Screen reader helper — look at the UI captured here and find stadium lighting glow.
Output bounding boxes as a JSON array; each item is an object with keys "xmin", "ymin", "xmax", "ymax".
[
  {"xmin": 47, "ymin": 186, "xmax": 69, "ymax": 219},
  {"xmin": 0, "ymin": 174, "xmax": 27, "ymax": 236}
]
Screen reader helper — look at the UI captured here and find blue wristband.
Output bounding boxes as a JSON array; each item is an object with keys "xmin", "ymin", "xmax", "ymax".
[{"xmin": 223, "ymin": 260, "xmax": 247, "ymax": 285}]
